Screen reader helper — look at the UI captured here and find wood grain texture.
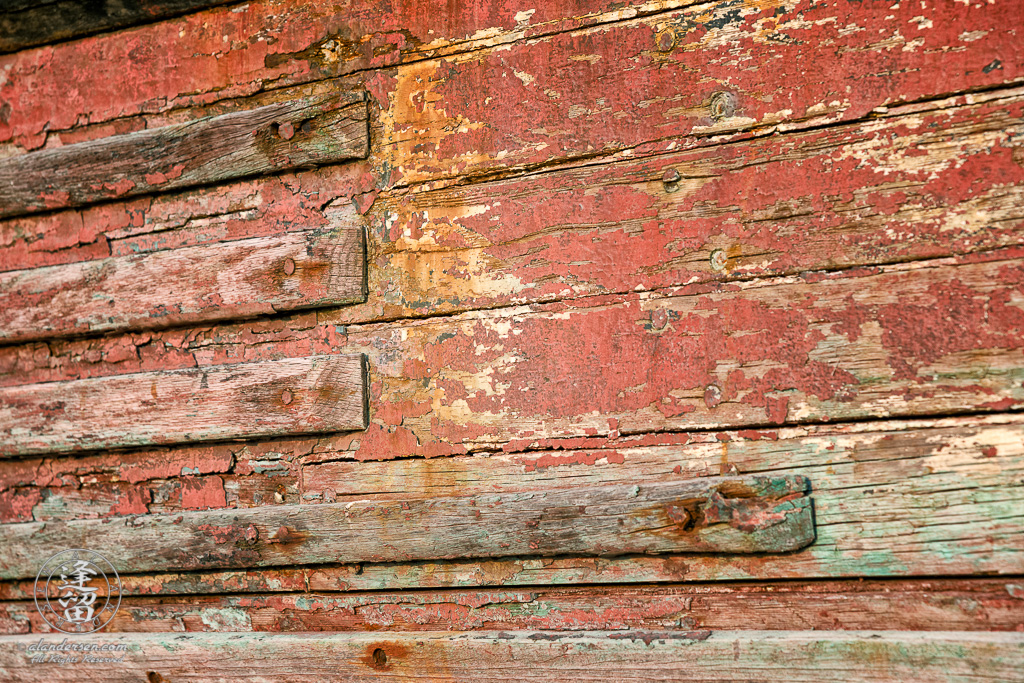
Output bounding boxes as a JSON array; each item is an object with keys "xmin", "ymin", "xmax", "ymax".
[
  {"xmin": 0, "ymin": 354, "xmax": 367, "ymax": 457},
  {"xmin": 365, "ymin": 89, "xmax": 1024, "ymax": 321},
  {"xmin": 2, "ymin": 250, "xmax": 1021, "ymax": 460},
  {"xmin": 0, "ymin": 475, "xmax": 814, "ymax": 579},
  {"xmin": 0, "ymin": 0, "xmax": 698, "ymax": 151},
  {"xmin": 374, "ymin": 0, "xmax": 1024, "ymax": 188},
  {"xmin": 0, "ymin": 415, "xmax": 1019, "ymax": 589},
  {"xmin": 0, "ymin": 220, "xmax": 365, "ymax": 343},
  {"xmin": 0, "ymin": 630, "xmax": 1021, "ymax": 681},
  {"xmin": 0, "ymin": 92, "xmax": 368, "ymax": 218},
  {"xmin": 0, "ymin": 1, "xmax": 235, "ymax": 54},
  {"xmin": 3, "ymin": 578, "xmax": 1022, "ymax": 634}
]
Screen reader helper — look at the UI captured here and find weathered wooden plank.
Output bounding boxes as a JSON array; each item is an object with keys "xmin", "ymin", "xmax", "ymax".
[
  {"xmin": 3, "ymin": 250, "xmax": 1022, "ymax": 458},
  {"xmin": 0, "ymin": 220, "xmax": 365, "ymax": 343},
  {"xmin": 0, "ymin": 354, "xmax": 367, "ymax": 457},
  {"xmin": 302, "ymin": 415, "xmax": 1024, "ymax": 591},
  {"xmin": 5, "ymin": 87, "xmax": 1021, "ymax": 323},
  {"xmin": 364, "ymin": 89, "xmax": 1024, "ymax": 321},
  {"xmin": 375, "ymin": 0, "xmax": 1024, "ymax": 187},
  {"xmin": 0, "ymin": 630, "xmax": 1020, "ymax": 681},
  {"xmin": 0, "ymin": 475, "xmax": 814, "ymax": 580},
  {"xmin": 0, "ymin": 1, "xmax": 235, "ymax": 54},
  {"xmin": 0, "ymin": 438, "xmax": 307, "ymax": 523},
  {"xmin": 0, "ymin": 1, "xmax": 699, "ymax": 151},
  {"xmin": 0, "ymin": 92, "xmax": 368, "ymax": 218},
  {"xmin": 4, "ymin": 579, "xmax": 1022, "ymax": 634},
  {"xmin": 0, "ymin": 158, "xmax": 374, "ymax": 274}
]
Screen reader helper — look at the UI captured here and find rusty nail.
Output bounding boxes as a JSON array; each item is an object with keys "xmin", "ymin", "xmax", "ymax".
[
  {"xmin": 276, "ymin": 121, "xmax": 295, "ymax": 140},
  {"xmin": 281, "ymin": 389, "xmax": 293, "ymax": 405},
  {"xmin": 709, "ymin": 91, "xmax": 736, "ymax": 121},
  {"xmin": 662, "ymin": 168, "xmax": 681, "ymax": 193},
  {"xmin": 710, "ymin": 249, "xmax": 728, "ymax": 272},
  {"xmin": 666, "ymin": 504, "xmax": 691, "ymax": 526},
  {"xmin": 655, "ymin": 30, "xmax": 676, "ymax": 53},
  {"xmin": 283, "ymin": 258, "xmax": 296, "ymax": 275},
  {"xmin": 372, "ymin": 648, "xmax": 387, "ymax": 667}
]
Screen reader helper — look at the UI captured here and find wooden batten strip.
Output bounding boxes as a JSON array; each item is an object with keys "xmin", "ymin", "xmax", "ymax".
[
  {"xmin": 0, "ymin": 475, "xmax": 814, "ymax": 579},
  {"xmin": 0, "ymin": 220, "xmax": 365, "ymax": 343},
  {"xmin": 0, "ymin": 354, "xmax": 367, "ymax": 458},
  {"xmin": 0, "ymin": 92, "xmax": 368, "ymax": 219},
  {"xmin": 0, "ymin": 631, "xmax": 1020, "ymax": 681}
]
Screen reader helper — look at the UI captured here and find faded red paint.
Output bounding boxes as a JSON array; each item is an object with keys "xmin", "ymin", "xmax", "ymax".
[{"xmin": 180, "ymin": 476, "xmax": 228, "ymax": 510}]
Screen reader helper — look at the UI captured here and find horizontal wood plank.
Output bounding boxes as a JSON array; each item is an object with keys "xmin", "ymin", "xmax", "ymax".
[
  {"xmin": 2, "ymin": 250, "xmax": 1022, "ymax": 460},
  {"xmin": 0, "ymin": 1, "xmax": 696, "ymax": 151},
  {"xmin": 0, "ymin": 354, "xmax": 367, "ymax": 457},
  {"xmin": 3, "ymin": 0, "xmax": 1022, "ymax": 194},
  {"xmin": 0, "ymin": 1, "xmax": 235, "ymax": 54},
  {"xmin": 375, "ymin": 0, "xmax": 1024, "ymax": 188},
  {"xmin": 0, "ymin": 219, "xmax": 365, "ymax": 343},
  {"xmin": 0, "ymin": 631, "xmax": 1020, "ymax": 681},
  {"xmin": 0, "ymin": 92, "xmax": 367, "ymax": 218},
  {"xmin": 4, "ymin": 578, "xmax": 1022, "ymax": 634},
  {"xmin": 0, "ymin": 475, "xmax": 814, "ymax": 579},
  {"xmin": 365, "ymin": 89, "xmax": 1024, "ymax": 321}
]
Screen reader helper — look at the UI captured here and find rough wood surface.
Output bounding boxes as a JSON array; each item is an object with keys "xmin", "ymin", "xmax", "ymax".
[
  {"xmin": 0, "ymin": 354, "xmax": 367, "ymax": 457},
  {"xmin": 0, "ymin": 220, "xmax": 364, "ymax": 343},
  {"xmin": 0, "ymin": 416, "xmax": 1019, "ymax": 590},
  {"xmin": 373, "ymin": 0, "xmax": 1024, "ymax": 188},
  {"xmin": 0, "ymin": 630, "xmax": 1021, "ymax": 681},
  {"xmin": 0, "ymin": 475, "xmax": 814, "ymax": 580},
  {"xmin": 0, "ymin": 92, "xmax": 367, "ymax": 218},
  {"xmin": 3, "ymin": 579, "xmax": 1021, "ymax": 634},
  {"xmin": 0, "ymin": 1, "xmax": 235, "ymax": 54},
  {"xmin": 366, "ymin": 89, "xmax": 1024, "ymax": 320},
  {"xmin": 2, "ymin": 251, "xmax": 1021, "ymax": 460}
]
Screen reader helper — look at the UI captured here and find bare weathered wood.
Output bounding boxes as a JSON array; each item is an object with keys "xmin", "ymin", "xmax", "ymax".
[
  {"xmin": 0, "ymin": 354, "xmax": 367, "ymax": 457},
  {"xmin": 299, "ymin": 415, "xmax": 1024, "ymax": 591},
  {"xmin": 4, "ymin": 578, "xmax": 1022, "ymax": 634},
  {"xmin": 0, "ymin": 1, "xmax": 235, "ymax": 54},
  {"xmin": 0, "ymin": 475, "xmax": 813, "ymax": 579},
  {"xmin": 0, "ymin": 630, "xmax": 1020, "ymax": 681},
  {"xmin": 0, "ymin": 92, "xmax": 368, "ymax": 218},
  {"xmin": 0, "ymin": 219, "xmax": 365, "ymax": 342}
]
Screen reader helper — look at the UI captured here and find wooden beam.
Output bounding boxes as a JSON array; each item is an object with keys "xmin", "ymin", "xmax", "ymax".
[
  {"xmin": 0, "ymin": 92, "xmax": 368, "ymax": 219},
  {"xmin": 0, "ymin": 475, "xmax": 813, "ymax": 579},
  {"xmin": 0, "ymin": 1, "xmax": 235, "ymax": 54},
  {"xmin": 0, "ymin": 221, "xmax": 365, "ymax": 343},
  {"xmin": 3, "ymin": 578, "xmax": 1022, "ymax": 635},
  {"xmin": 0, "ymin": 631, "xmax": 1020, "ymax": 681},
  {"xmin": 0, "ymin": 354, "xmax": 367, "ymax": 458}
]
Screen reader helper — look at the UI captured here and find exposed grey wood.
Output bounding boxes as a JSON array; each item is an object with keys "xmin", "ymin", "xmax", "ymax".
[
  {"xmin": 0, "ymin": 219, "xmax": 365, "ymax": 343},
  {"xmin": 0, "ymin": 354, "xmax": 367, "ymax": 458},
  {"xmin": 0, "ymin": 631, "xmax": 1020, "ymax": 682},
  {"xmin": 0, "ymin": 92, "xmax": 368, "ymax": 218},
  {"xmin": 0, "ymin": 475, "xmax": 814, "ymax": 579},
  {"xmin": 0, "ymin": 1, "xmax": 235, "ymax": 54}
]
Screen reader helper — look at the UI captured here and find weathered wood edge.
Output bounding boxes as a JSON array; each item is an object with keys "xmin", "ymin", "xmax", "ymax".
[
  {"xmin": 0, "ymin": 631, "xmax": 1020, "ymax": 682},
  {"xmin": 0, "ymin": 475, "xmax": 813, "ymax": 579},
  {"xmin": 0, "ymin": 224, "xmax": 366, "ymax": 343},
  {"xmin": 0, "ymin": 1, "xmax": 236, "ymax": 54},
  {"xmin": 0, "ymin": 92, "xmax": 368, "ymax": 219},
  {"xmin": 0, "ymin": 354, "xmax": 368, "ymax": 457}
]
